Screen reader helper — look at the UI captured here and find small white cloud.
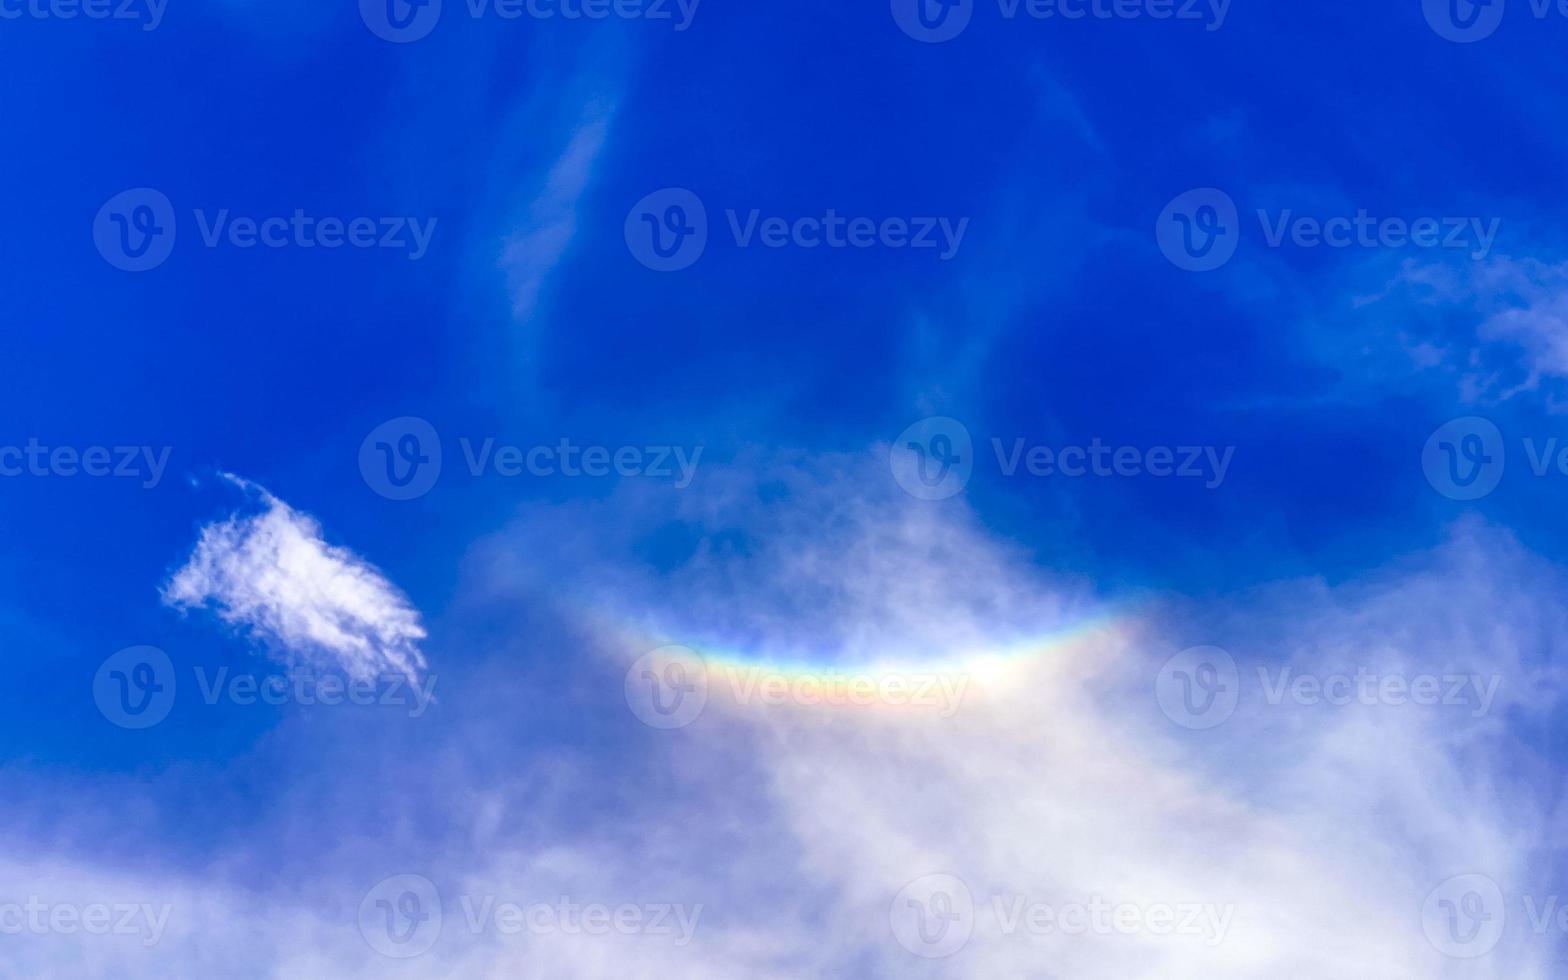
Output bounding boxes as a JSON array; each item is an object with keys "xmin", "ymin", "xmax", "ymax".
[{"xmin": 163, "ymin": 474, "xmax": 428, "ymax": 682}]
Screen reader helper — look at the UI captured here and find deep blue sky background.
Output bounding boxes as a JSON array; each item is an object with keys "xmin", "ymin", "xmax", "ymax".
[{"xmin": 3, "ymin": 0, "xmax": 1567, "ymax": 791}]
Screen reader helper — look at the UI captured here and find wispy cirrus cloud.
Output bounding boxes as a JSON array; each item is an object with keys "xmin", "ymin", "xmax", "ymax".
[
  {"xmin": 1339, "ymin": 255, "xmax": 1568, "ymax": 411},
  {"xmin": 501, "ymin": 99, "xmax": 617, "ymax": 323},
  {"xmin": 162, "ymin": 474, "xmax": 428, "ymax": 683}
]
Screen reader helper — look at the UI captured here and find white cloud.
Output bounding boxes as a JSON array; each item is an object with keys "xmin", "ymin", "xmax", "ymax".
[
  {"xmin": 1365, "ymin": 256, "xmax": 1568, "ymax": 409},
  {"xmin": 162, "ymin": 474, "xmax": 428, "ymax": 683},
  {"xmin": 457, "ymin": 452, "xmax": 1563, "ymax": 977},
  {"xmin": 22, "ymin": 453, "xmax": 1562, "ymax": 977},
  {"xmin": 501, "ymin": 99, "xmax": 616, "ymax": 323}
]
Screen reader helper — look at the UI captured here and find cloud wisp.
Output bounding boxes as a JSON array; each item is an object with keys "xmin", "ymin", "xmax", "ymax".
[{"xmin": 162, "ymin": 474, "xmax": 428, "ymax": 683}]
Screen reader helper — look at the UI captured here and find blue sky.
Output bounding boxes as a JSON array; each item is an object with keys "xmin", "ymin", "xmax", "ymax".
[{"xmin": 4, "ymin": 0, "xmax": 1568, "ymax": 976}]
